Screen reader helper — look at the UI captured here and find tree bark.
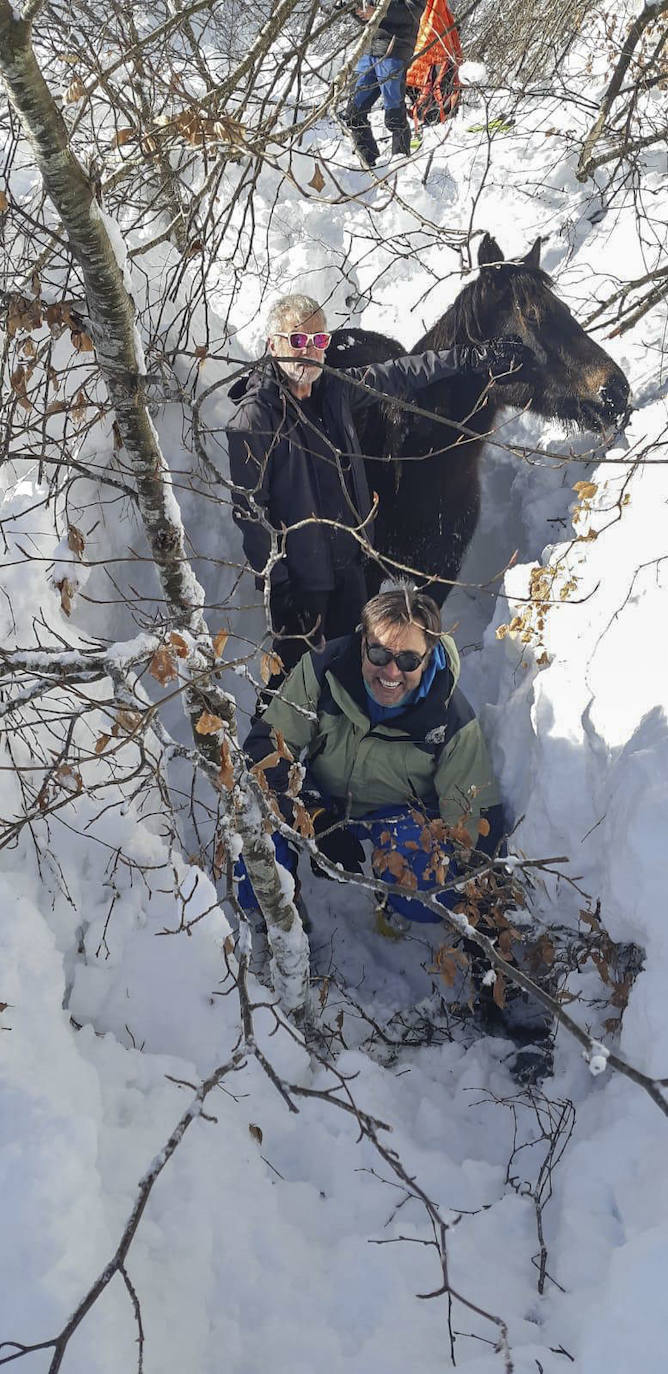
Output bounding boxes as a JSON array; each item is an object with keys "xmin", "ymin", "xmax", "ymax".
[
  {"xmin": 0, "ymin": 0, "xmax": 310, "ymax": 1015},
  {"xmin": 576, "ymin": 0, "xmax": 668, "ymax": 181}
]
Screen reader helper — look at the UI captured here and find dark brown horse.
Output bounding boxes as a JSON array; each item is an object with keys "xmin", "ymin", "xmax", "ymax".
[{"xmin": 327, "ymin": 234, "xmax": 630, "ymax": 604}]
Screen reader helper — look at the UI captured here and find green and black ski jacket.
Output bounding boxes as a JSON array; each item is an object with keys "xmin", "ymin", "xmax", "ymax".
[{"xmin": 244, "ymin": 632, "xmax": 504, "ymax": 848}]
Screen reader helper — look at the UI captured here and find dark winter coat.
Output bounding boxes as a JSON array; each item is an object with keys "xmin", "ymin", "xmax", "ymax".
[
  {"xmin": 227, "ymin": 349, "xmax": 482, "ymax": 594},
  {"xmin": 366, "ymin": 0, "xmax": 423, "ymax": 64},
  {"xmin": 243, "ymin": 630, "xmax": 504, "ymax": 847}
]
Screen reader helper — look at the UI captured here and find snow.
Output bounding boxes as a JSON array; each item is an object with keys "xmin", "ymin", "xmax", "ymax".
[{"xmin": 2, "ymin": 7, "xmax": 668, "ymax": 1373}]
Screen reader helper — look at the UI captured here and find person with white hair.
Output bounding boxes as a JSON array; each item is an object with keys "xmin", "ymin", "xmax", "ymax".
[{"xmin": 227, "ymin": 292, "xmax": 532, "ymax": 683}]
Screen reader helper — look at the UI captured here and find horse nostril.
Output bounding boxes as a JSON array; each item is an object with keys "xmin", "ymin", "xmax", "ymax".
[{"xmin": 600, "ymin": 375, "xmax": 631, "ymax": 421}]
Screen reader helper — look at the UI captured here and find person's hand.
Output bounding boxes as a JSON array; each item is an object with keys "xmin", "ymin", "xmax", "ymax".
[{"xmin": 469, "ymin": 336, "xmax": 536, "ymax": 382}]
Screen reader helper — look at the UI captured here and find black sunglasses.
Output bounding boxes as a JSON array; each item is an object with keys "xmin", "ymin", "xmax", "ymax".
[{"xmin": 364, "ymin": 639, "xmax": 429, "ymax": 673}]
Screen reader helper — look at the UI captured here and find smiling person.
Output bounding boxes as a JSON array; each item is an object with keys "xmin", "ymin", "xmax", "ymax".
[
  {"xmin": 238, "ymin": 584, "xmax": 504, "ymax": 928},
  {"xmin": 227, "ymin": 292, "xmax": 534, "ymax": 686}
]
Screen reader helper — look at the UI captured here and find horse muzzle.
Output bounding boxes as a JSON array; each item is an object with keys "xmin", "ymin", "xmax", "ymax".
[{"xmin": 599, "ymin": 375, "xmax": 632, "ymax": 427}]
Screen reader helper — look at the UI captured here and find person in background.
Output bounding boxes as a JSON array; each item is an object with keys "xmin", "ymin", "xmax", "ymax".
[
  {"xmin": 342, "ymin": 0, "xmax": 423, "ymax": 165},
  {"xmin": 227, "ymin": 293, "xmax": 535, "ymax": 685}
]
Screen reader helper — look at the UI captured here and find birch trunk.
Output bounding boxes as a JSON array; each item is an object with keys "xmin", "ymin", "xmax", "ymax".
[{"xmin": 0, "ymin": 0, "xmax": 310, "ymax": 1015}]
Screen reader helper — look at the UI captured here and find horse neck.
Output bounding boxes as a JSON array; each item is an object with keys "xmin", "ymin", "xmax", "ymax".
[
  {"xmin": 412, "ymin": 298, "xmax": 503, "ymax": 431},
  {"xmin": 413, "ymin": 302, "xmax": 460, "ymax": 353}
]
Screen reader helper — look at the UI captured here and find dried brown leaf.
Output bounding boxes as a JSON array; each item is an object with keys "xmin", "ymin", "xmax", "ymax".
[
  {"xmin": 293, "ymin": 799, "xmax": 315, "ymax": 839},
  {"xmin": 149, "ymin": 647, "xmax": 178, "ymax": 685},
  {"xmin": 71, "ymin": 330, "xmax": 94, "ymax": 353},
  {"xmin": 492, "ymin": 971, "xmax": 506, "ymax": 1009},
  {"xmin": 169, "ymin": 631, "xmax": 189, "ymax": 659},
  {"xmin": 217, "ymin": 736, "xmax": 234, "ymax": 790},
  {"xmin": 10, "ymin": 365, "xmax": 31, "ymax": 410},
  {"xmin": 94, "ymin": 733, "xmax": 111, "ymax": 755},
  {"xmin": 65, "ymin": 77, "xmax": 86, "ymax": 104},
  {"xmin": 272, "ymin": 729, "xmax": 293, "ymax": 761},
  {"xmin": 308, "ymin": 161, "xmax": 326, "ymax": 193},
  {"xmin": 67, "ymin": 525, "xmax": 85, "ymax": 557},
  {"xmin": 213, "ymin": 628, "xmax": 229, "ymax": 658},
  {"xmin": 56, "ymin": 577, "xmax": 74, "ymax": 616},
  {"xmin": 112, "ymin": 708, "xmax": 141, "ymax": 736},
  {"xmin": 195, "ymin": 711, "xmax": 224, "ymax": 735},
  {"xmin": 286, "ymin": 762, "xmax": 304, "ymax": 799},
  {"xmin": 248, "ymin": 1123, "xmax": 263, "ymax": 1145},
  {"xmin": 260, "ymin": 650, "xmax": 283, "ymax": 684}
]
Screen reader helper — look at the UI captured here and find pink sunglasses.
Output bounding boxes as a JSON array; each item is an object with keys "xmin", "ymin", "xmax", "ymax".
[{"xmin": 274, "ymin": 331, "xmax": 331, "ymax": 350}]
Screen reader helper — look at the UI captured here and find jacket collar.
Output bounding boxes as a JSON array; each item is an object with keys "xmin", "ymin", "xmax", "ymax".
[{"xmin": 322, "ymin": 632, "xmax": 458, "ymax": 738}]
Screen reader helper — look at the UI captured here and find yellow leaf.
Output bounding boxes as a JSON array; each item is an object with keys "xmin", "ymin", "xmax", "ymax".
[
  {"xmin": 195, "ymin": 711, "xmax": 224, "ymax": 735},
  {"xmin": 573, "ymin": 481, "xmax": 597, "ymax": 500},
  {"xmin": 495, "ymin": 623, "xmax": 509, "ymax": 639},
  {"xmin": 149, "ymin": 648, "xmax": 178, "ymax": 685},
  {"xmin": 260, "ymin": 650, "xmax": 283, "ymax": 684},
  {"xmin": 213, "ymin": 628, "xmax": 229, "ymax": 658}
]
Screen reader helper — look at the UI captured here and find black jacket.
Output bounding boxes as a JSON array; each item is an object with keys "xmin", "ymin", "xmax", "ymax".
[
  {"xmin": 227, "ymin": 349, "xmax": 476, "ymax": 593},
  {"xmin": 367, "ymin": 0, "xmax": 422, "ymax": 64}
]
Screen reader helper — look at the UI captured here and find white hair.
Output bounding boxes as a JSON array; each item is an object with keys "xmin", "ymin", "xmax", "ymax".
[{"xmin": 266, "ymin": 293, "xmax": 326, "ymax": 336}]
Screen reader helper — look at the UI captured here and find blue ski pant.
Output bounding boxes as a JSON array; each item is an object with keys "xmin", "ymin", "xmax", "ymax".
[
  {"xmin": 236, "ymin": 806, "xmax": 459, "ymax": 925},
  {"xmin": 350, "ymin": 54, "xmax": 408, "ymax": 119}
]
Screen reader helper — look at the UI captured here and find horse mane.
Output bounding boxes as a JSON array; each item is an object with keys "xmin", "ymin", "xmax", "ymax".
[{"xmin": 415, "ymin": 263, "xmax": 555, "ymax": 351}]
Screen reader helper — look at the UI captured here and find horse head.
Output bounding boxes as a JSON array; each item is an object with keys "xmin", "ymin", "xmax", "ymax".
[{"xmin": 462, "ymin": 233, "xmax": 631, "ymax": 433}]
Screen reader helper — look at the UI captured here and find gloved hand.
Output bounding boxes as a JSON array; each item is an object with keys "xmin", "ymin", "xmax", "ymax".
[{"xmin": 465, "ymin": 335, "xmax": 536, "ymax": 383}]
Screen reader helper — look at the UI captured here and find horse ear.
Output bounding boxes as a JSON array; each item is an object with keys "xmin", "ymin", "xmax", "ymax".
[
  {"xmin": 478, "ymin": 234, "xmax": 504, "ymax": 269},
  {"xmin": 523, "ymin": 237, "xmax": 542, "ymax": 270}
]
